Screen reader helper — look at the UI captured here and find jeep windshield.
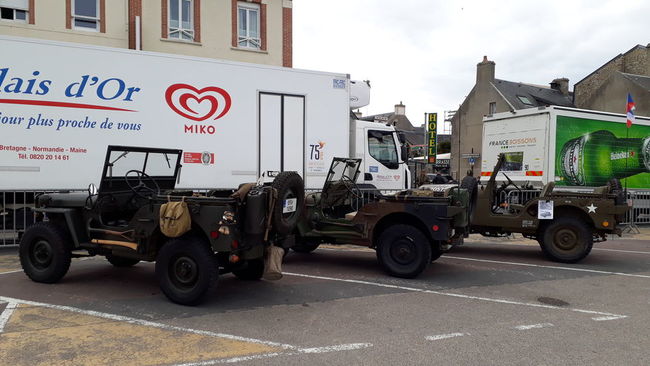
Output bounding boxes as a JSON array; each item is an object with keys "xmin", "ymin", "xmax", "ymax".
[
  {"xmin": 99, "ymin": 146, "xmax": 183, "ymax": 194},
  {"xmin": 324, "ymin": 158, "xmax": 361, "ymax": 187}
]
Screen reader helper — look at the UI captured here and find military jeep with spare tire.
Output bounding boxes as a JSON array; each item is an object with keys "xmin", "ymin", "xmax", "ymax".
[
  {"xmin": 294, "ymin": 158, "xmax": 471, "ymax": 278},
  {"xmin": 19, "ymin": 145, "xmax": 304, "ymax": 305}
]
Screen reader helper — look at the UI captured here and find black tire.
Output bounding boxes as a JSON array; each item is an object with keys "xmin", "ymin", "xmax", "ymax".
[
  {"xmin": 291, "ymin": 239, "xmax": 320, "ymax": 253},
  {"xmin": 106, "ymin": 255, "xmax": 140, "ymax": 268},
  {"xmin": 19, "ymin": 222, "xmax": 71, "ymax": 283},
  {"xmin": 271, "ymin": 171, "xmax": 305, "ymax": 235},
  {"xmin": 376, "ymin": 224, "xmax": 432, "ymax": 278},
  {"xmin": 460, "ymin": 176, "xmax": 478, "ymax": 223},
  {"xmin": 232, "ymin": 258, "xmax": 264, "ymax": 280},
  {"xmin": 540, "ymin": 216, "xmax": 593, "ymax": 263},
  {"xmin": 156, "ymin": 236, "xmax": 218, "ymax": 305}
]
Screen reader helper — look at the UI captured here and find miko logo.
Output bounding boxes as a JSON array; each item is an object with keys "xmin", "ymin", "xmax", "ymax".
[{"xmin": 165, "ymin": 83, "xmax": 232, "ymax": 122}]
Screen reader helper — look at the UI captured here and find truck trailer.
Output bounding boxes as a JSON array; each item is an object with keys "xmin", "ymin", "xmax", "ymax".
[
  {"xmin": 0, "ymin": 35, "xmax": 410, "ymax": 192},
  {"xmin": 480, "ymin": 106, "xmax": 650, "ymax": 189}
]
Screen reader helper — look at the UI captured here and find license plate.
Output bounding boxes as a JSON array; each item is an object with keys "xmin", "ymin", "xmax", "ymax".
[{"xmin": 283, "ymin": 198, "xmax": 297, "ymax": 213}]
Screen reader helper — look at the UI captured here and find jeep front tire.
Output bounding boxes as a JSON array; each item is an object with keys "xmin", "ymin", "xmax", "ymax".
[{"xmin": 20, "ymin": 222, "xmax": 71, "ymax": 283}]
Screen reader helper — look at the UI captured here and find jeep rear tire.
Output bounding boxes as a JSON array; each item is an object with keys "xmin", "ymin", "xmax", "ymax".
[
  {"xmin": 271, "ymin": 172, "xmax": 304, "ymax": 235},
  {"xmin": 460, "ymin": 175, "xmax": 478, "ymax": 223},
  {"xmin": 20, "ymin": 222, "xmax": 71, "ymax": 283},
  {"xmin": 156, "ymin": 236, "xmax": 218, "ymax": 305},
  {"xmin": 106, "ymin": 255, "xmax": 140, "ymax": 268},
  {"xmin": 540, "ymin": 216, "xmax": 593, "ymax": 263},
  {"xmin": 376, "ymin": 224, "xmax": 432, "ymax": 278},
  {"xmin": 232, "ymin": 258, "xmax": 264, "ymax": 280}
]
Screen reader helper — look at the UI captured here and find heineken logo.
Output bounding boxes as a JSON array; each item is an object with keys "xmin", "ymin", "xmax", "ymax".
[{"xmin": 610, "ymin": 151, "xmax": 634, "ymax": 161}]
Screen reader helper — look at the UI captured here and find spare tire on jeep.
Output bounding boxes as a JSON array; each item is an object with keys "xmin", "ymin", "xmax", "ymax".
[{"xmin": 272, "ymin": 171, "xmax": 304, "ymax": 235}]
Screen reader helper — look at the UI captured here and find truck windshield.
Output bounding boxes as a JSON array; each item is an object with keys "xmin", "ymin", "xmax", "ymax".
[{"xmin": 368, "ymin": 130, "xmax": 398, "ymax": 169}]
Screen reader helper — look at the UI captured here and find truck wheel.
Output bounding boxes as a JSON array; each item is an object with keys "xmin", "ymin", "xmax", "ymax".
[
  {"xmin": 376, "ymin": 224, "xmax": 432, "ymax": 278},
  {"xmin": 19, "ymin": 222, "xmax": 71, "ymax": 283},
  {"xmin": 540, "ymin": 217, "xmax": 593, "ymax": 263},
  {"xmin": 233, "ymin": 258, "xmax": 264, "ymax": 280},
  {"xmin": 272, "ymin": 172, "xmax": 305, "ymax": 235},
  {"xmin": 156, "ymin": 236, "xmax": 218, "ymax": 305},
  {"xmin": 106, "ymin": 255, "xmax": 140, "ymax": 268},
  {"xmin": 291, "ymin": 240, "xmax": 320, "ymax": 253}
]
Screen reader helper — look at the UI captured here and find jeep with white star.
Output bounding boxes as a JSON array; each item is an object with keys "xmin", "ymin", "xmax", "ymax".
[{"xmin": 466, "ymin": 153, "xmax": 630, "ymax": 263}]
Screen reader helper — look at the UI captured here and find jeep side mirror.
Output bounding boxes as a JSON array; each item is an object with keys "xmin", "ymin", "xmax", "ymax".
[{"xmin": 88, "ymin": 183, "xmax": 97, "ymax": 196}]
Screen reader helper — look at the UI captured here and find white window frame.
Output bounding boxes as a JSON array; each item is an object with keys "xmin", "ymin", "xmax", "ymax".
[
  {"xmin": 72, "ymin": 0, "xmax": 100, "ymax": 32},
  {"xmin": 0, "ymin": 0, "xmax": 28, "ymax": 23},
  {"xmin": 237, "ymin": 2, "xmax": 261, "ymax": 49},
  {"xmin": 168, "ymin": 0, "xmax": 194, "ymax": 41}
]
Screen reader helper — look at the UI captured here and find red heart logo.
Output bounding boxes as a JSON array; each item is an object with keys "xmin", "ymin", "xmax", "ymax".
[
  {"xmin": 394, "ymin": 175, "xmax": 401, "ymax": 180},
  {"xmin": 165, "ymin": 83, "xmax": 232, "ymax": 121}
]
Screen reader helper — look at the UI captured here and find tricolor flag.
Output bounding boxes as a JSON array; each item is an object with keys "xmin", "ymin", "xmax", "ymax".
[{"xmin": 627, "ymin": 93, "xmax": 636, "ymax": 128}]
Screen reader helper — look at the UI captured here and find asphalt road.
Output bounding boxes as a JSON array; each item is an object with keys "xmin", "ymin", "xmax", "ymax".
[{"xmin": 1, "ymin": 234, "xmax": 649, "ymax": 365}]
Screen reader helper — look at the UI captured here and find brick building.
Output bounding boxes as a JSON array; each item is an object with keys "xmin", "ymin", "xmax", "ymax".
[
  {"xmin": 574, "ymin": 44, "xmax": 650, "ymax": 116},
  {"xmin": 0, "ymin": 0, "xmax": 292, "ymax": 67},
  {"xmin": 449, "ymin": 56, "xmax": 572, "ymax": 179}
]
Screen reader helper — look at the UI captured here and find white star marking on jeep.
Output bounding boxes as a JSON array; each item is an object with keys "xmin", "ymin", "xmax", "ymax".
[{"xmin": 587, "ymin": 203, "xmax": 597, "ymax": 213}]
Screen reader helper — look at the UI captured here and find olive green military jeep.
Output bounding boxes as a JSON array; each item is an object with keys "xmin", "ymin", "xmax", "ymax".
[
  {"xmin": 19, "ymin": 145, "xmax": 303, "ymax": 305},
  {"xmin": 469, "ymin": 153, "xmax": 630, "ymax": 263},
  {"xmin": 293, "ymin": 158, "xmax": 471, "ymax": 278}
]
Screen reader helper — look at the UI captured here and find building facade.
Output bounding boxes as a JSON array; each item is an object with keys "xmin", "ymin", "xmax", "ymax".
[
  {"xmin": 0, "ymin": 0, "xmax": 292, "ymax": 67},
  {"xmin": 574, "ymin": 44, "xmax": 650, "ymax": 116},
  {"xmin": 450, "ymin": 56, "xmax": 573, "ymax": 179}
]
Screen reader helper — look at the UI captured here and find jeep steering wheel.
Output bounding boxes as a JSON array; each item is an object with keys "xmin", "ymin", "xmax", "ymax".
[
  {"xmin": 342, "ymin": 174, "xmax": 363, "ymax": 210},
  {"xmin": 125, "ymin": 170, "xmax": 160, "ymax": 198}
]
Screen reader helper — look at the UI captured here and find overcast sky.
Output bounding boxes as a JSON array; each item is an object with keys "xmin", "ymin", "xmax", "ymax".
[{"xmin": 293, "ymin": 0, "xmax": 650, "ymax": 132}]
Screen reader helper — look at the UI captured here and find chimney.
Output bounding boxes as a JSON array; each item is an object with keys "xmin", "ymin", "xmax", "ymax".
[
  {"xmin": 476, "ymin": 55, "xmax": 496, "ymax": 84},
  {"xmin": 550, "ymin": 78, "xmax": 569, "ymax": 96},
  {"xmin": 394, "ymin": 101, "xmax": 405, "ymax": 115}
]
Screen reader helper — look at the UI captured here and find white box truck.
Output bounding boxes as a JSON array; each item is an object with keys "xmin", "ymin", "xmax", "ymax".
[
  {"xmin": 0, "ymin": 36, "xmax": 409, "ymax": 193},
  {"xmin": 480, "ymin": 106, "xmax": 650, "ymax": 189}
]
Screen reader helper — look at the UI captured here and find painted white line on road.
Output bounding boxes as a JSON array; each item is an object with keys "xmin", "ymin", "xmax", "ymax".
[
  {"xmin": 592, "ymin": 315, "xmax": 626, "ymax": 321},
  {"xmin": 0, "ymin": 301, "xmax": 17, "ymax": 333},
  {"xmin": 0, "ymin": 269, "xmax": 23, "ymax": 275},
  {"xmin": 443, "ymin": 255, "xmax": 650, "ymax": 279},
  {"xmin": 514, "ymin": 323, "xmax": 553, "ymax": 330},
  {"xmin": 425, "ymin": 332, "xmax": 467, "ymax": 341},
  {"xmin": 0, "ymin": 295, "xmax": 296, "ymax": 349},
  {"xmin": 284, "ymin": 272, "xmax": 627, "ymax": 319},
  {"xmin": 593, "ymin": 248, "xmax": 650, "ymax": 255},
  {"xmin": 174, "ymin": 343, "xmax": 373, "ymax": 365}
]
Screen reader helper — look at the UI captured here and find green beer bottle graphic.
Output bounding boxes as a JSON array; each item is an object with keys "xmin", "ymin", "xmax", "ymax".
[{"xmin": 559, "ymin": 130, "xmax": 650, "ymax": 186}]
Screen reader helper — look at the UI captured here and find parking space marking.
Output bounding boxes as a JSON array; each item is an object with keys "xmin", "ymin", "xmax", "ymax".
[
  {"xmin": 0, "ymin": 269, "xmax": 22, "ymax": 275},
  {"xmin": 0, "ymin": 295, "xmax": 295, "ymax": 349},
  {"xmin": 174, "ymin": 343, "xmax": 373, "ymax": 366},
  {"xmin": 592, "ymin": 315, "xmax": 626, "ymax": 321},
  {"xmin": 425, "ymin": 333, "xmax": 467, "ymax": 341},
  {"xmin": 593, "ymin": 248, "xmax": 650, "ymax": 255},
  {"xmin": 443, "ymin": 255, "xmax": 650, "ymax": 279},
  {"xmin": 514, "ymin": 323, "xmax": 554, "ymax": 330},
  {"xmin": 0, "ymin": 302, "xmax": 17, "ymax": 333},
  {"xmin": 284, "ymin": 272, "xmax": 627, "ymax": 321},
  {"xmin": 0, "ymin": 295, "xmax": 373, "ymax": 365}
]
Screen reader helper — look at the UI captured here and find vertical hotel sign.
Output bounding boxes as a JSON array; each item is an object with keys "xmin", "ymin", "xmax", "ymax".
[{"xmin": 427, "ymin": 113, "xmax": 437, "ymax": 164}]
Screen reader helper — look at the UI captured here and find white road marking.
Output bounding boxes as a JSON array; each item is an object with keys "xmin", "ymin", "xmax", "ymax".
[
  {"xmin": 0, "ymin": 295, "xmax": 295, "ymax": 349},
  {"xmin": 443, "ymin": 255, "xmax": 650, "ymax": 279},
  {"xmin": 173, "ymin": 343, "xmax": 373, "ymax": 365},
  {"xmin": 592, "ymin": 315, "xmax": 627, "ymax": 321},
  {"xmin": 514, "ymin": 323, "xmax": 554, "ymax": 330},
  {"xmin": 593, "ymin": 248, "xmax": 650, "ymax": 255},
  {"xmin": 0, "ymin": 295, "xmax": 373, "ymax": 364},
  {"xmin": 284, "ymin": 272, "xmax": 627, "ymax": 320},
  {"xmin": 0, "ymin": 301, "xmax": 17, "ymax": 333},
  {"xmin": 0, "ymin": 269, "xmax": 23, "ymax": 275},
  {"xmin": 425, "ymin": 332, "xmax": 467, "ymax": 341}
]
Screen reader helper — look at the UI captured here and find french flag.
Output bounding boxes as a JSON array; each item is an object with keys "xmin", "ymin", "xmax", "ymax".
[{"xmin": 627, "ymin": 93, "xmax": 636, "ymax": 128}]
